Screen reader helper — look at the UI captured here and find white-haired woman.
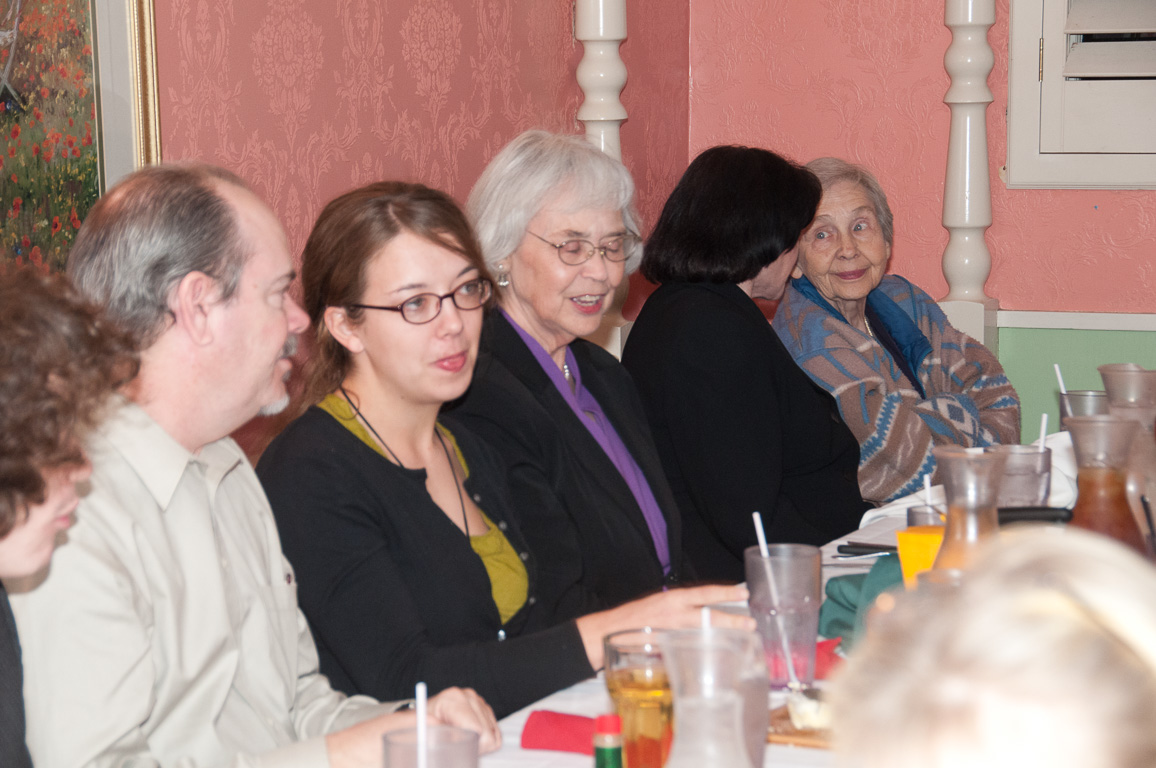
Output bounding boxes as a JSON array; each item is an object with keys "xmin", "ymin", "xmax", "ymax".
[
  {"xmin": 773, "ymin": 158, "xmax": 1020, "ymax": 504},
  {"xmin": 449, "ymin": 130, "xmax": 694, "ymax": 616},
  {"xmin": 830, "ymin": 527, "xmax": 1156, "ymax": 768}
]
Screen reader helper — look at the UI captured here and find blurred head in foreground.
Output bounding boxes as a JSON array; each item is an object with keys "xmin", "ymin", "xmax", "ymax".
[
  {"xmin": 829, "ymin": 527, "xmax": 1156, "ymax": 768},
  {"xmin": 0, "ymin": 268, "xmax": 136, "ymax": 577}
]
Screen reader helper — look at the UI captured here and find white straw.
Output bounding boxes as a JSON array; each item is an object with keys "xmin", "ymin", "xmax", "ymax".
[
  {"xmin": 1038, "ymin": 412, "xmax": 1048, "ymax": 450},
  {"xmin": 923, "ymin": 474, "xmax": 933, "ymax": 504},
  {"xmin": 701, "ymin": 606, "xmax": 711, "ymax": 629},
  {"xmin": 1054, "ymin": 364, "xmax": 1068, "ymax": 396},
  {"xmin": 751, "ymin": 512, "xmax": 800, "ymax": 688},
  {"xmin": 753, "ymin": 511, "xmax": 770, "ymax": 557},
  {"xmin": 415, "ymin": 682, "xmax": 428, "ymax": 768}
]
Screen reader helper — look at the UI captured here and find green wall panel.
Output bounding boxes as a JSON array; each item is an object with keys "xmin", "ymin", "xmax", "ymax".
[{"xmin": 997, "ymin": 327, "xmax": 1156, "ymax": 441}]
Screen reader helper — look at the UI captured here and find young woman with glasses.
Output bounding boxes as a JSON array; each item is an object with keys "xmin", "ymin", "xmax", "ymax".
[{"xmin": 256, "ymin": 181, "xmax": 749, "ymax": 719}]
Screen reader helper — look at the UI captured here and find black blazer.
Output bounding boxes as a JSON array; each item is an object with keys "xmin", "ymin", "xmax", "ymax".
[
  {"xmin": 257, "ymin": 407, "xmax": 593, "ymax": 719},
  {"xmin": 446, "ymin": 312, "xmax": 686, "ymax": 618},
  {"xmin": 622, "ymin": 282, "xmax": 869, "ymax": 582}
]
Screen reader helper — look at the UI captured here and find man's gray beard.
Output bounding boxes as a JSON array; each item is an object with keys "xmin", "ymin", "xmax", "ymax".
[
  {"xmin": 258, "ymin": 335, "xmax": 299, "ymax": 417},
  {"xmin": 259, "ymin": 393, "xmax": 291, "ymax": 417}
]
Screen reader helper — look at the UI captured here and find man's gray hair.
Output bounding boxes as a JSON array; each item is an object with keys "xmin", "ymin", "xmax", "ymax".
[
  {"xmin": 467, "ymin": 130, "xmax": 643, "ymax": 273},
  {"xmin": 67, "ymin": 164, "xmax": 253, "ymax": 348},
  {"xmin": 806, "ymin": 157, "xmax": 894, "ymax": 246}
]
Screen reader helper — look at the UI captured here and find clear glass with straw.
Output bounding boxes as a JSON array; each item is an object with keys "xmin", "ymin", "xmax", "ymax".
[
  {"xmin": 383, "ymin": 682, "xmax": 479, "ymax": 768},
  {"xmin": 745, "ymin": 513, "xmax": 819, "ymax": 691}
]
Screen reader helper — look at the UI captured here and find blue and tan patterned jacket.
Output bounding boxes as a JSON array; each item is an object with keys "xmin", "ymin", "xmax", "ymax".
[{"xmin": 773, "ymin": 275, "xmax": 1020, "ymax": 503}]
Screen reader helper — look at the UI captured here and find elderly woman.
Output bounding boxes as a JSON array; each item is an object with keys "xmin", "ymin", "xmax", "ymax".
[
  {"xmin": 621, "ymin": 146, "xmax": 869, "ymax": 582},
  {"xmin": 830, "ymin": 527, "xmax": 1156, "ymax": 768},
  {"xmin": 773, "ymin": 158, "xmax": 1020, "ymax": 504},
  {"xmin": 448, "ymin": 130, "xmax": 688, "ymax": 611},
  {"xmin": 257, "ymin": 181, "xmax": 748, "ymax": 718},
  {"xmin": 0, "ymin": 268, "xmax": 136, "ymax": 766}
]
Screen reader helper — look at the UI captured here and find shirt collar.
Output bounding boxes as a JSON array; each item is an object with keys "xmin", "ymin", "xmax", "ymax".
[{"xmin": 99, "ymin": 398, "xmax": 245, "ymax": 510}]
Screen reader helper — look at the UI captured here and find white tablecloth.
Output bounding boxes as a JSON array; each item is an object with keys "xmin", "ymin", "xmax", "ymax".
[
  {"xmin": 480, "ymin": 675, "xmax": 834, "ymax": 768},
  {"xmin": 480, "ymin": 513, "xmax": 924, "ymax": 767}
]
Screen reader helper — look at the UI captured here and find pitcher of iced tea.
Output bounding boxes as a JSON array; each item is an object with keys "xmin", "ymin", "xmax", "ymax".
[
  {"xmin": 1099, "ymin": 365, "xmax": 1156, "ymax": 552},
  {"xmin": 931, "ymin": 446, "xmax": 1007, "ymax": 571},
  {"xmin": 1067, "ymin": 415, "xmax": 1146, "ymax": 554}
]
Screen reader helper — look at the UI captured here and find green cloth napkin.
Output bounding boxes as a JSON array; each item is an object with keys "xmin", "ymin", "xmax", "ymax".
[{"xmin": 819, "ymin": 554, "xmax": 903, "ymax": 652}]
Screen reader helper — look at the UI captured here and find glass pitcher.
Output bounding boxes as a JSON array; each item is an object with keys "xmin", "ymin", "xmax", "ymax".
[
  {"xmin": 932, "ymin": 446, "xmax": 1007, "ymax": 571},
  {"xmin": 660, "ymin": 629, "xmax": 756, "ymax": 768},
  {"xmin": 1098, "ymin": 364, "xmax": 1156, "ymax": 552},
  {"xmin": 1067, "ymin": 414, "xmax": 1146, "ymax": 554}
]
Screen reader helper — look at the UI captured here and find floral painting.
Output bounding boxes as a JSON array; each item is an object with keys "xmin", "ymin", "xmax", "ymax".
[{"xmin": 0, "ymin": 0, "xmax": 99, "ymax": 274}]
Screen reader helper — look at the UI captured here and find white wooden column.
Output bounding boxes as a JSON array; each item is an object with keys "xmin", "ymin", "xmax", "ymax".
[
  {"xmin": 941, "ymin": 0, "xmax": 999, "ymax": 351},
  {"xmin": 575, "ymin": 0, "xmax": 630, "ymax": 355},
  {"xmin": 575, "ymin": 0, "xmax": 627, "ymax": 161}
]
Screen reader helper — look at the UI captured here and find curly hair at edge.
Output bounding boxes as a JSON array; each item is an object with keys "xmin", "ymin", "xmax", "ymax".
[{"xmin": 0, "ymin": 267, "xmax": 138, "ymax": 536}]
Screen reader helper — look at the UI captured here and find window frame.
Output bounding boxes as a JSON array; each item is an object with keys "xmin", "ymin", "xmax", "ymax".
[{"xmin": 1007, "ymin": 0, "xmax": 1156, "ymax": 189}]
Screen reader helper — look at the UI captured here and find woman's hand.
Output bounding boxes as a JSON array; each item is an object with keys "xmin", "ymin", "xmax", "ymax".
[{"xmin": 575, "ymin": 584, "xmax": 756, "ymax": 669}]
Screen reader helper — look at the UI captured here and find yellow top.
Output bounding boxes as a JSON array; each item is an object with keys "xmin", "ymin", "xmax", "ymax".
[{"xmin": 319, "ymin": 394, "xmax": 529, "ymax": 623}]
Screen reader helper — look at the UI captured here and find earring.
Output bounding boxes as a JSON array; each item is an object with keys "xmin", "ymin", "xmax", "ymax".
[{"xmin": 497, "ymin": 266, "xmax": 510, "ymax": 288}]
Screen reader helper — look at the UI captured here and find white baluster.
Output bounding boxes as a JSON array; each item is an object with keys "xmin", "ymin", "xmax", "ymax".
[
  {"xmin": 940, "ymin": 0, "xmax": 999, "ymax": 351},
  {"xmin": 575, "ymin": 0, "xmax": 629, "ymax": 355},
  {"xmin": 575, "ymin": 0, "xmax": 627, "ymax": 162}
]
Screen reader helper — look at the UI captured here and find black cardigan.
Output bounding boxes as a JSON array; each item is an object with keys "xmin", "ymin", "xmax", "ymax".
[
  {"xmin": 622, "ymin": 282, "xmax": 869, "ymax": 581},
  {"xmin": 447, "ymin": 312, "xmax": 687, "ymax": 619},
  {"xmin": 256, "ymin": 407, "xmax": 593, "ymax": 719},
  {"xmin": 0, "ymin": 583, "xmax": 32, "ymax": 768}
]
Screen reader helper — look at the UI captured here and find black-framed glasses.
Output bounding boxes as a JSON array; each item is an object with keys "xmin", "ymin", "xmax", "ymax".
[
  {"xmin": 526, "ymin": 230, "xmax": 639, "ymax": 266},
  {"xmin": 349, "ymin": 278, "xmax": 492, "ymax": 325}
]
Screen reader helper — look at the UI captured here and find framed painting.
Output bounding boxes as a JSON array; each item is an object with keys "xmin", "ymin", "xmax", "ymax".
[{"xmin": 0, "ymin": 0, "xmax": 159, "ymax": 274}]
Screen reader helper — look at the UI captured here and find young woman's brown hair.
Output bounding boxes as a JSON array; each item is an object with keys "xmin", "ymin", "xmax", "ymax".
[{"xmin": 299, "ymin": 182, "xmax": 493, "ymax": 408}]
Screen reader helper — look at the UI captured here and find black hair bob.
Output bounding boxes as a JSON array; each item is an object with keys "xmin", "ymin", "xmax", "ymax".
[{"xmin": 641, "ymin": 145, "xmax": 821, "ymax": 285}]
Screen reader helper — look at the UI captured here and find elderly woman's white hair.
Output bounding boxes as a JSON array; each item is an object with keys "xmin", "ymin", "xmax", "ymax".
[
  {"xmin": 829, "ymin": 527, "xmax": 1156, "ymax": 768},
  {"xmin": 805, "ymin": 157, "xmax": 894, "ymax": 246},
  {"xmin": 466, "ymin": 129, "xmax": 643, "ymax": 274}
]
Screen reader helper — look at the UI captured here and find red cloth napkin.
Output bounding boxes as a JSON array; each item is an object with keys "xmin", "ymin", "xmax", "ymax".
[
  {"xmin": 815, "ymin": 636, "xmax": 843, "ymax": 679},
  {"xmin": 520, "ymin": 710, "xmax": 596, "ymax": 755}
]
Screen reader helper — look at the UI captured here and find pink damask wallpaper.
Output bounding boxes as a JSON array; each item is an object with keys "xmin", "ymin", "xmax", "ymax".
[
  {"xmin": 688, "ymin": 0, "xmax": 1156, "ymax": 314},
  {"xmin": 154, "ymin": 0, "xmax": 583, "ymax": 258}
]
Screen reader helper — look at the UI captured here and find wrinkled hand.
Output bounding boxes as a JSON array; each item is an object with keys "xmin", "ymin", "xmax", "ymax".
[
  {"xmin": 577, "ymin": 583, "xmax": 756, "ymax": 669},
  {"xmin": 326, "ymin": 687, "xmax": 500, "ymax": 768},
  {"xmin": 623, "ymin": 584, "xmax": 755, "ymax": 633}
]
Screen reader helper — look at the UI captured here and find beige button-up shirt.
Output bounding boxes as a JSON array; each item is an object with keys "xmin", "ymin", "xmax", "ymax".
[{"xmin": 8, "ymin": 401, "xmax": 398, "ymax": 768}]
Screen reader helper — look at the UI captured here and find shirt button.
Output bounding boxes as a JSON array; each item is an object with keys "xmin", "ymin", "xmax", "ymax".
[
  {"xmin": 519, "ymin": 551, "xmax": 529, "ymax": 562},
  {"xmin": 527, "ymin": 596, "xmax": 536, "ymax": 606},
  {"xmin": 472, "ymin": 493, "xmax": 482, "ymax": 503},
  {"xmin": 497, "ymin": 629, "xmax": 506, "ymax": 641},
  {"xmin": 497, "ymin": 521, "xmax": 508, "ymax": 531}
]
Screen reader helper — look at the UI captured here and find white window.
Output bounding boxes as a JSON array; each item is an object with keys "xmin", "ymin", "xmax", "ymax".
[{"xmin": 1007, "ymin": 0, "xmax": 1156, "ymax": 188}]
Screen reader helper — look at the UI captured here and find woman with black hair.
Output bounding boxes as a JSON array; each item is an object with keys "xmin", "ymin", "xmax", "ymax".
[{"xmin": 622, "ymin": 146, "xmax": 870, "ymax": 581}]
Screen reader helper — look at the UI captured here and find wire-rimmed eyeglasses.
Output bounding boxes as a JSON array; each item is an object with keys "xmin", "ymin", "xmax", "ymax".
[
  {"xmin": 349, "ymin": 278, "xmax": 492, "ymax": 325},
  {"xmin": 526, "ymin": 230, "xmax": 639, "ymax": 266}
]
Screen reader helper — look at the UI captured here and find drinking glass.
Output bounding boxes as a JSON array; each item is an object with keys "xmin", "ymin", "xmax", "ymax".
[
  {"xmin": 1059, "ymin": 389, "xmax": 1109, "ymax": 429},
  {"xmin": 990, "ymin": 444, "xmax": 1052, "ymax": 508},
  {"xmin": 743, "ymin": 544, "xmax": 821, "ymax": 690},
  {"xmin": 382, "ymin": 725, "xmax": 478, "ymax": 768},
  {"xmin": 604, "ymin": 628, "xmax": 672, "ymax": 768}
]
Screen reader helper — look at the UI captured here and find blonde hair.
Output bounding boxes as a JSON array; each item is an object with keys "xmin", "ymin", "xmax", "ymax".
[{"xmin": 830, "ymin": 527, "xmax": 1156, "ymax": 768}]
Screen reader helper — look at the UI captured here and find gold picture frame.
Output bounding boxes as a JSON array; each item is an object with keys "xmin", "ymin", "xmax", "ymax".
[{"xmin": 93, "ymin": 0, "xmax": 161, "ymax": 189}]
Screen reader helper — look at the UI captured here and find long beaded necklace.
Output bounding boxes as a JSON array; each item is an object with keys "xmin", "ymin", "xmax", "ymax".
[{"xmin": 339, "ymin": 386, "xmax": 470, "ymax": 537}]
